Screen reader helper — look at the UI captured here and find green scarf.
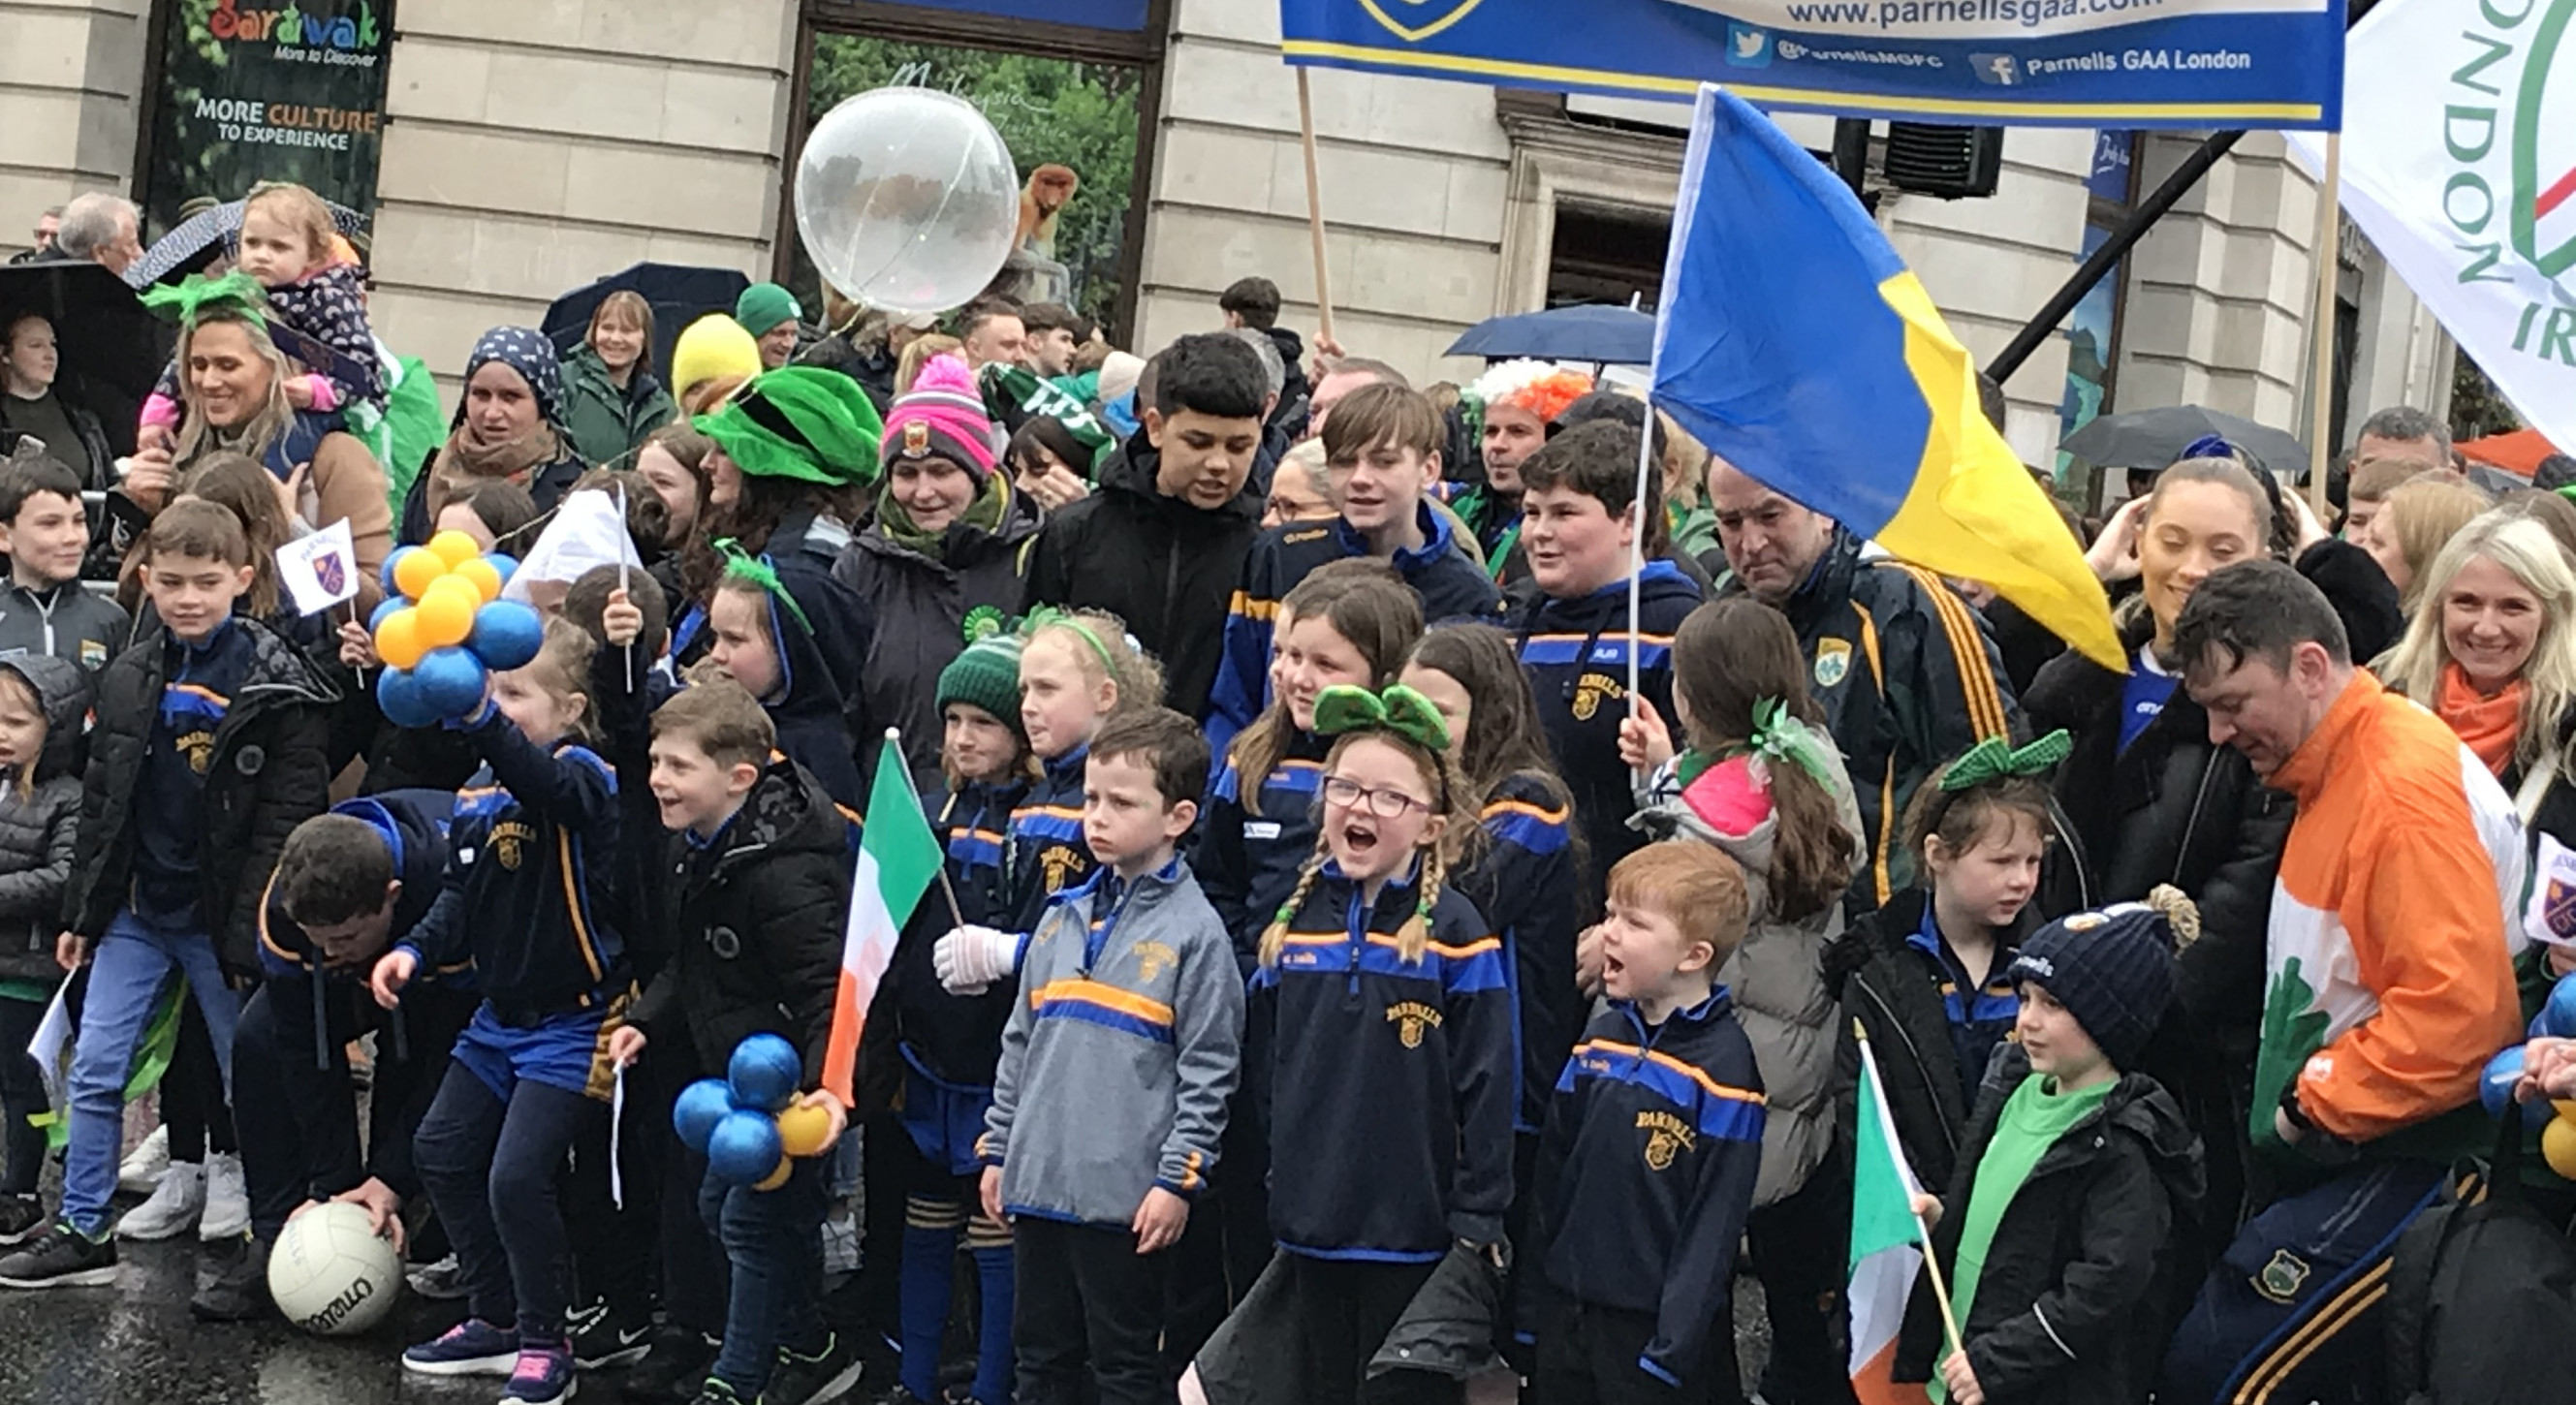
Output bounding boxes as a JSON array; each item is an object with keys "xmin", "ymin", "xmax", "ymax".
[{"xmin": 876, "ymin": 471, "xmax": 1010, "ymax": 561}]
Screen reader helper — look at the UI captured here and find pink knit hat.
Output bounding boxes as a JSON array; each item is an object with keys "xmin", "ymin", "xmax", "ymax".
[{"xmin": 883, "ymin": 354, "xmax": 1001, "ymax": 480}]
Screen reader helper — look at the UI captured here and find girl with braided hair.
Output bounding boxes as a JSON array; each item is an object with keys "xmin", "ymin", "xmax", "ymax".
[{"xmin": 1231, "ymin": 683, "xmax": 1514, "ymax": 1405}]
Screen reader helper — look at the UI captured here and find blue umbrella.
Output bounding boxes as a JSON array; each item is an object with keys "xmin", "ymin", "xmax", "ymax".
[
  {"xmin": 1445, "ymin": 304, "xmax": 1656, "ymax": 365},
  {"xmin": 544, "ymin": 263, "xmax": 751, "ymax": 385}
]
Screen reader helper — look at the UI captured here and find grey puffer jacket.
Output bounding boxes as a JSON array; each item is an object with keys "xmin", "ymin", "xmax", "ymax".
[
  {"xmin": 0, "ymin": 654, "xmax": 90, "ymax": 984},
  {"xmin": 1634, "ymin": 734, "xmax": 1864, "ymax": 1207}
]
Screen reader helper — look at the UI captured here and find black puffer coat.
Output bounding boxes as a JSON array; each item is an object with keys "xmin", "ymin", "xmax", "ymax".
[
  {"xmin": 1895, "ymin": 1045, "xmax": 2206, "ymax": 1405},
  {"xmin": 0, "ymin": 655, "xmax": 89, "ymax": 984},
  {"xmin": 628, "ymin": 756, "xmax": 852, "ymax": 1089},
  {"xmin": 62, "ymin": 617, "xmax": 336, "ymax": 977}
]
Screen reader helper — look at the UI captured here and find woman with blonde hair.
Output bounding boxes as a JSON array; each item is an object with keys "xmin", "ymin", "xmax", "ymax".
[{"xmin": 2357, "ymin": 476, "xmax": 2491, "ymax": 612}]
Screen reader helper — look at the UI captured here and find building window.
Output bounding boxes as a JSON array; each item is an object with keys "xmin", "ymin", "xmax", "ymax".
[{"xmin": 1545, "ymin": 206, "xmax": 1670, "ymax": 311}]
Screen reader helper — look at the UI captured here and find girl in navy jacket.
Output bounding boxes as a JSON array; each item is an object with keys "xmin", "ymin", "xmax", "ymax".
[
  {"xmin": 1241, "ymin": 682, "xmax": 1514, "ymax": 1404},
  {"xmin": 370, "ymin": 620, "xmax": 629, "ymax": 1400}
]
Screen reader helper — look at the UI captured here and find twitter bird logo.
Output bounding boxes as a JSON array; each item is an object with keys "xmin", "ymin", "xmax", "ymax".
[{"xmin": 1727, "ymin": 22, "xmax": 1775, "ymax": 66}]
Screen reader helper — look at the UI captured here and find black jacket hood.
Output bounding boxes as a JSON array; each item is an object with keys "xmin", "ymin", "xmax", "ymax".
[{"xmin": 0, "ymin": 652, "xmax": 88, "ymax": 783}]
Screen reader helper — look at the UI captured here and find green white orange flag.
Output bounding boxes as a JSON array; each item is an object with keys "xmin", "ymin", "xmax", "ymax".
[
  {"xmin": 1850, "ymin": 1035, "xmax": 1934, "ymax": 1405},
  {"xmin": 822, "ymin": 734, "xmax": 943, "ymax": 1106}
]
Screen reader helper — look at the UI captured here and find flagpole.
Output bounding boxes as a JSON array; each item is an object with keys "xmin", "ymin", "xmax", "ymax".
[
  {"xmin": 1627, "ymin": 400, "xmax": 1655, "ymax": 716},
  {"xmin": 2305, "ymin": 132, "xmax": 2342, "ymax": 519},
  {"xmin": 1857, "ymin": 1025, "xmax": 1967, "ymax": 1360},
  {"xmin": 1296, "ymin": 68, "xmax": 1336, "ymax": 346}
]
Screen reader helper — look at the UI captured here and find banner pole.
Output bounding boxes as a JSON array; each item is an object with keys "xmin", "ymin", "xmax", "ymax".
[
  {"xmin": 2306, "ymin": 132, "xmax": 2342, "ymax": 518},
  {"xmin": 1296, "ymin": 67, "xmax": 1336, "ymax": 346}
]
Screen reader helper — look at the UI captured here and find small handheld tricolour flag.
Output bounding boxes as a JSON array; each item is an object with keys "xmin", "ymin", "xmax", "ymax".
[
  {"xmin": 275, "ymin": 518, "xmax": 360, "ymax": 618},
  {"xmin": 1652, "ymin": 84, "xmax": 2120, "ymax": 671},
  {"xmin": 821, "ymin": 733, "xmax": 945, "ymax": 1106},
  {"xmin": 1849, "ymin": 1029, "xmax": 1949, "ymax": 1404}
]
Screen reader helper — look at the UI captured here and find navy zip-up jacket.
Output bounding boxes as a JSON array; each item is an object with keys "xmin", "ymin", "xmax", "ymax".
[
  {"xmin": 1207, "ymin": 505, "xmax": 1501, "ymax": 755},
  {"xmin": 1000, "ymin": 742, "xmax": 1098, "ymax": 942},
  {"xmin": 395, "ymin": 707, "xmax": 627, "ymax": 1019},
  {"xmin": 1531, "ymin": 992, "xmax": 1767, "ymax": 1389},
  {"xmin": 1456, "ymin": 772, "xmax": 1582, "ymax": 1134},
  {"xmin": 1251, "ymin": 860, "xmax": 1514, "ymax": 1260},
  {"xmin": 1192, "ymin": 730, "xmax": 1327, "ymax": 966},
  {"xmin": 1512, "ymin": 561, "xmax": 1703, "ymax": 897},
  {"xmin": 889, "ymin": 776, "xmax": 1032, "ymax": 1088}
]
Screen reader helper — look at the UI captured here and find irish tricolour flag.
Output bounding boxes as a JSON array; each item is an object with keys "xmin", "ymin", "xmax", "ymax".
[
  {"xmin": 822, "ymin": 734, "xmax": 943, "ymax": 1106},
  {"xmin": 1849, "ymin": 1037, "xmax": 1933, "ymax": 1404}
]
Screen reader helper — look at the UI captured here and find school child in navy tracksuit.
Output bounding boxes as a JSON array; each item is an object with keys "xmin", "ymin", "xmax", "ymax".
[
  {"xmin": 1238, "ymin": 682, "xmax": 1514, "ymax": 1405},
  {"xmin": 1528, "ymin": 842, "xmax": 1765, "ymax": 1404},
  {"xmin": 372, "ymin": 619, "xmax": 629, "ymax": 1405}
]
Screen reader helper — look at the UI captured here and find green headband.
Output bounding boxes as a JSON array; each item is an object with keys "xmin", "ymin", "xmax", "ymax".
[
  {"xmin": 1313, "ymin": 683, "xmax": 1452, "ymax": 757},
  {"xmin": 1937, "ymin": 730, "xmax": 2072, "ymax": 792},
  {"xmin": 1747, "ymin": 699, "xmax": 1837, "ymax": 787},
  {"xmin": 715, "ymin": 539, "xmax": 811, "ymax": 636},
  {"xmin": 139, "ymin": 270, "xmax": 267, "ymax": 328},
  {"xmin": 1024, "ymin": 606, "xmax": 1117, "ymax": 678}
]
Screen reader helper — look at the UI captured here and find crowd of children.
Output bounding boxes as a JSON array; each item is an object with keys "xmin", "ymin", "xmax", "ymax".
[{"xmin": 0, "ymin": 218, "xmax": 2245, "ymax": 1405}]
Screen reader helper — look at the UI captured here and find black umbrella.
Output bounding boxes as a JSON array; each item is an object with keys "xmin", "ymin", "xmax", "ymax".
[
  {"xmin": 2060, "ymin": 404, "xmax": 2309, "ymax": 476},
  {"xmin": 0, "ymin": 258, "xmax": 169, "ymax": 406},
  {"xmin": 543, "ymin": 263, "xmax": 751, "ymax": 385},
  {"xmin": 1446, "ymin": 303, "xmax": 1656, "ymax": 366},
  {"xmin": 127, "ymin": 197, "xmax": 370, "ymax": 290}
]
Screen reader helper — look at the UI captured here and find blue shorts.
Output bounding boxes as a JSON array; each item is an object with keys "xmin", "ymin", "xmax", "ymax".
[
  {"xmin": 451, "ymin": 1001, "xmax": 623, "ymax": 1105},
  {"xmin": 898, "ymin": 1043, "xmax": 993, "ymax": 1178}
]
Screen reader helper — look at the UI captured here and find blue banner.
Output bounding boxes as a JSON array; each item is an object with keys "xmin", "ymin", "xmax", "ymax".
[
  {"xmin": 1279, "ymin": 0, "xmax": 2342, "ymax": 128},
  {"xmin": 871, "ymin": 0, "xmax": 1150, "ymax": 31}
]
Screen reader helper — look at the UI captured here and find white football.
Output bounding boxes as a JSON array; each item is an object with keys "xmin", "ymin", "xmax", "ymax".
[{"xmin": 267, "ymin": 1201, "xmax": 402, "ymax": 1336}]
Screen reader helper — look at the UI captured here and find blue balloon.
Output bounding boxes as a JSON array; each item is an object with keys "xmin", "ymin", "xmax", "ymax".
[
  {"xmin": 673, "ymin": 1078, "xmax": 733, "ymax": 1155},
  {"xmin": 375, "ymin": 667, "xmax": 441, "ymax": 730},
  {"xmin": 485, "ymin": 552, "xmax": 519, "ymax": 586},
  {"xmin": 2539, "ymin": 976, "xmax": 2576, "ymax": 1040},
  {"xmin": 367, "ymin": 595, "xmax": 408, "ymax": 632},
  {"xmin": 2483, "ymin": 1045, "xmax": 2529, "ymax": 1119},
  {"xmin": 727, "ymin": 1034, "xmax": 801, "ymax": 1113},
  {"xmin": 413, "ymin": 646, "xmax": 487, "ymax": 718},
  {"xmin": 707, "ymin": 1109, "xmax": 783, "ymax": 1187},
  {"xmin": 469, "ymin": 600, "xmax": 546, "ymax": 671},
  {"xmin": 381, "ymin": 546, "xmax": 424, "ymax": 597}
]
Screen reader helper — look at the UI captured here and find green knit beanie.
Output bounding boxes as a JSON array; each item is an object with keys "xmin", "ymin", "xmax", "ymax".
[
  {"xmin": 735, "ymin": 282, "xmax": 801, "ymax": 337},
  {"xmin": 937, "ymin": 630, "xmax": 1026, "ymax": 739}
]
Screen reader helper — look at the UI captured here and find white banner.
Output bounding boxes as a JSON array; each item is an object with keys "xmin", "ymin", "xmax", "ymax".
[
  {"xmin": 2287, "ymin": 0, "xmax": 2576, "ymax": 455},
  {"xmin": 275, "ymin": 518, "xmax": 361, "ymax": 618}
]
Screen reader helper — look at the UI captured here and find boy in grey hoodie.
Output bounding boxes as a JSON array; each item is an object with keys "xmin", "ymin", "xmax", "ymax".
[{"xmin": 979, "ymin": 706, "xmax": 1244, "ymax": 1405}]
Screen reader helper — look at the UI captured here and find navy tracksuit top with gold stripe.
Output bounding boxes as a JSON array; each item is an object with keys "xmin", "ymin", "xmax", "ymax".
[
  {"xmin": 1531, "ymin": 992, "xmax": 1766, "ymax": 1387},
  {"xmin": 1000, "ymin": 742, "xmax": 1099, "ymax": 940},
  {"xmin": 396, "ymin": 706, "xmax": 626, "ymax": 1020},
  {"xmin": 1250, "ymin": 861, "xmax": 1515, "ymax": 1262}
]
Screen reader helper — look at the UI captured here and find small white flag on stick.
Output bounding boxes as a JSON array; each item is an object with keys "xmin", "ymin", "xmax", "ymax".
[{"xmin": 275, "ymin": 519, "xmax": 361, "ymax": 618}]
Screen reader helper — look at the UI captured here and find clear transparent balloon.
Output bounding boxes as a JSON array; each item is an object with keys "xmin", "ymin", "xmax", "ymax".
[{"xmin": 795, "ymin": 87, "xmax": 1021, "ymax": 316}]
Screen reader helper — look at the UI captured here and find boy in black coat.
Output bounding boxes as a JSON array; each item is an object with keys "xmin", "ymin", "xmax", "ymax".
[
  {"xmin": 606, "ymin": 679, "xmax": 856, "ymax": 1405},
  {"xmin": 1897, "ymin": 900, "xmax": 2205, "ymax": 1405}
]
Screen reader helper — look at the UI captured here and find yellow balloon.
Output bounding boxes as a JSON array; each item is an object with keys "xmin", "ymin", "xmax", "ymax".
[
  {"xmin": 415, "ymin": 583, "xmax": 476, "ymax": 648},
  {"xmin": 775, "ymin": 1102, "xmax": 833, "ymax": 1159},
  {"xmin": 374, "ymin": 609, "xmax": 425, "ymax": 671},
  {"xmin": 2556, "ymin": 1100, "xmax": 2576, "ymax": 1124},
  {"xmin": 426, "ymin": 529, "xmax": 483, "ymax": 570},
  {"xmin": 2544, "ymin": 1115, "xmax": 2576, "ymax": 1180},
  {"xmin": 454, "ymin": 557, "xmax": 504, "ymax": 605},
  {"xmin": 754, "ymin": 1154, "xmax": 793, "ymax": 1192},
  {"xmin": 393, "ymin": 548, "xmax": 448, "ymax": 601}
]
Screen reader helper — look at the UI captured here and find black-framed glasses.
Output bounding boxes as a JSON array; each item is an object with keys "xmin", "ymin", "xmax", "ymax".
[{"xmin": 1321, "ymin": 775, "xmax": 1430, "ymax": 820}]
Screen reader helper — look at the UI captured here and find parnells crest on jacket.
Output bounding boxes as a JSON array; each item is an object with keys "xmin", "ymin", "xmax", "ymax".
[{"xmin": 1000, "ymin": 742, "xmax": 1099, "ymax": 940}]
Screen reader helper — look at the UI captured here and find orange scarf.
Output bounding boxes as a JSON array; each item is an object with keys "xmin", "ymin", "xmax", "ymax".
[{"xmin": 2436, "ymin": 661, "xmax": 2525, "ymax": 777}]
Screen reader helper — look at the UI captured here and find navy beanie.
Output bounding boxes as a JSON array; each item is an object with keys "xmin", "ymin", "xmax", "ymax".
[{"xmin": 2007, "ymin": 903, "xmax": 2178, "ymax": 1071}]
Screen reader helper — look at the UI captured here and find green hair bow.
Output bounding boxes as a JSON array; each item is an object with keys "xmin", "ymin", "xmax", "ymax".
[
  {"xmin": 1312, "ymin": 684, "xmax": 1452, "ymax": 757},
  {"xmin": 1936, "ymin": 730, "xmax": 2073, "ymax": 792},
  {"xmin": 715, "ymin": 539, "xmax": 811, "ymax": 635},
  {"xmin": 1747, "ymin": 699, "xmax": 1838, "ymax": 787},
  {"xmin": 137, "ymin": 270, "xmax": 268, "ymax": 328}
]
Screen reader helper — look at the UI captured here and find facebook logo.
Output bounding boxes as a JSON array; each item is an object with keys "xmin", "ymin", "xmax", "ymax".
[
  {"xmin": 1727, "ymin": 23, "xmax": 1775, "ymax": 67},
  {"xmin": 1967, "ymin": 52, "xmax": 2023, "ymax": 84}
]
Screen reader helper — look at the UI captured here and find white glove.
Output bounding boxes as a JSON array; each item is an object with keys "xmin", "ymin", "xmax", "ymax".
[{"xmin": 934, "ymin": 924, "xmax": 1021, "ymax": 995}]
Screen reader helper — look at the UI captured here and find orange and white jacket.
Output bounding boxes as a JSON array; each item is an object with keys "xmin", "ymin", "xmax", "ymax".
[{"xmin": 2255, "ymin": 671, "xmax": 2527, "ymax": 1153}]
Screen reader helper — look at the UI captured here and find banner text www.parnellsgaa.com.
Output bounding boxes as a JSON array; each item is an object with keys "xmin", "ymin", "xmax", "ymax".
[{"xmin": 1784, "ymin": 0, "xmax": 2161, "ymax": 30}]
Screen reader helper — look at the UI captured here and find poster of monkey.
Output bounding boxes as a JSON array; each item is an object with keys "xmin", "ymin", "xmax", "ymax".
[{"xmin": 796, "ymin": 36, "xmax": 1141, "ymax": 335}]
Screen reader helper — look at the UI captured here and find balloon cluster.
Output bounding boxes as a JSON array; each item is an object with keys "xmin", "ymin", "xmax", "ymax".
[
  {"xmin": 674, "ymin": 1034, "xmax": 834, "ymax": 1191},
  {"xmin": 2479, "ymin": 972, "xmax": 2576, "ymax": 1176},
  {"xmin": 369, "ymin": 531, "xmax": 548, "ymax": 728}
]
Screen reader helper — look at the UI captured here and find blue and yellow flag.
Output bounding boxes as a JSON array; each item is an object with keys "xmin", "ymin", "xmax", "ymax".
[{"xmin": 1651, "ymin": 85, "xmax": 2120, "ymax": 671}]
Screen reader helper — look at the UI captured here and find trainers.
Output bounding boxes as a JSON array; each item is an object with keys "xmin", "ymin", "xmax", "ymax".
[
  {"xmin": 402, "ymin": 1318, "xmax": 521, "ymax": 1377},
  {"xmin": 189, "ymin": 1233, "xmax": 272, "ymax": 1322},
  {"xmin": 690, "ymin": 1380, "xmax": 752, "ymax": 1404},
  {"xmin": 0, "ymin": 1221, "xmax": 117, "ymax": 1289},
  {"xmin": 405, "ymin": 1251, "xmax": 469, "ymax": 1300},
  {"xmin": 115, "ymin": 1159, "xmax": 204, "ymax": 1240},
  {"xmin": 569, "ymin": 1297, "xmax": 653, "ymax": 1370},
  {"xmin": 769, "ymin": 1331, "xmax": 863, "ymax": 1405},
  {"xmin": 198, "ymin": 1152, "xmax": 249, "ymax": 1241},
  {"xmin": 117, "ymin": 1125, "xmax": 169, "ymax": 1196},
  {"xmin": 0, "ymin": 1195, "xmax": 46, "ymax": 1247},
  {"xmin": 627, "ymin": 1326, "xmax": 721, "ymax": 1401},
  {"xmin": 501, "ymin": 1339, "xmax": 580, "ymax": 1405}
]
